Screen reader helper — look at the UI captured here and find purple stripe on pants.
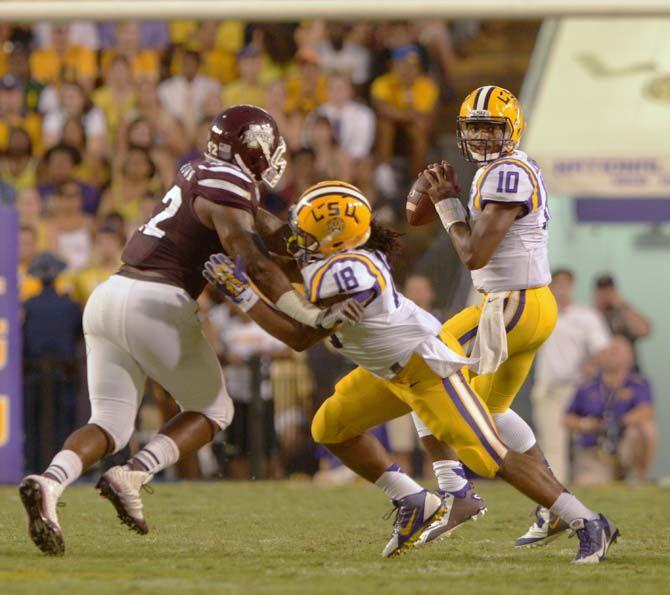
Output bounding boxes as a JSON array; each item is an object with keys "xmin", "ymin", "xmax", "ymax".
[{"xmin": 441, "ymin": 377, "xmax": 503, "ymax": 465}]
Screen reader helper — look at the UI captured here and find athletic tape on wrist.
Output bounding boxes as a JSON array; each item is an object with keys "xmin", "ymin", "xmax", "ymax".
[{"xmin": 435, "ymin": 198, "xmax": 467, "ymax": 232}]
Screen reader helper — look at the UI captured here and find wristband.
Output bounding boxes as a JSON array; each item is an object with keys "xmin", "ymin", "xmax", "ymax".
[
  {"xmin": 235, "ymin": 287, "xmax": 260, "ymax": 312},
  {"xmin": 275, "ymin": 290, "xmax": 321, "ymax": 327},
  {"xmin": 434, "ymin": 198, "xmax": 467, "ymax": 232}
]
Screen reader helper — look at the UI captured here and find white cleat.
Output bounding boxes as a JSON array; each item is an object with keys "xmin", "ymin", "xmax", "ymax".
[
  {"xmin": 19, "ymin": 474, "xmax": 66, "ymax": 556},
  {"xmin": 96, "ymin": 465, "xmax": 152, "ymax": 534},
  {"xmin": 515, "ymin": 505, "xmax": 570, "ymax": 548}
]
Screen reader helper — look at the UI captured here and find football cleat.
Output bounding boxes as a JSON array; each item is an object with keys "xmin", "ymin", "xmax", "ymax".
[
  {"xmin": 570, "ymin": 514, "xmax": 620, "ymax": 564},
  {"xmin": 416, "ymin": 485, "xmax": 487, "ymax": 546},
  {"xmin": 382, "ymin": 490, "xmax": 445, "ymax": 558},
  {"xmin": 515, "ymin": 505, "xmax": 569, "ymax": 548},
  {"xmin": 96, "ymin": 465, "xmax": 152, "ymax": 535},
  {"xmin": 19, "ymin": 475, "xmax": 65, "ymax": 556}
]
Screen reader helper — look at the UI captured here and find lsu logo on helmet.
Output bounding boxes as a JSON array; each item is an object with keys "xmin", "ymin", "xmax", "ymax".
[
  {"xmin": 288, "ymin": 181, "xmax": 372, "ymax": 265},
  {"xmin": 456, "ymin": 85, "xmax": 525, "ymax": 163}
]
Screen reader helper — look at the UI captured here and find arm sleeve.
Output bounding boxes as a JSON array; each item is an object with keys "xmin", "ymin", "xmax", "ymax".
[
  {"xmin": 478, "ymin": 161, "xmax": 536, "ymax": 214},
  {"xmin": 307, "ymin": 256, "xmax": 384, "ymax": 303}
]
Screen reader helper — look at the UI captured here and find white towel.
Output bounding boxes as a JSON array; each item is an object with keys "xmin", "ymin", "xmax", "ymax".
[{"xmin": 469, "ymin": 291, "xmax": 509, "ymax": 375}]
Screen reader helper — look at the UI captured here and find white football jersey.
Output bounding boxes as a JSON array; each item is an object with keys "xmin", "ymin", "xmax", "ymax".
[
  {"xmin": 468, "ymin": 149, "xmax": 551, "ymax": 292},
  {"xmin": 302, "ymin": 249, "xmax": 470, "ymax": 379}
]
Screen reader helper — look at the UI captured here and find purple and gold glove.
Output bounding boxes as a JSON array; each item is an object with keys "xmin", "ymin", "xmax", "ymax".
[{"xmin": 203, "ymin": 254, "xmax": 259, "ymax": 312}]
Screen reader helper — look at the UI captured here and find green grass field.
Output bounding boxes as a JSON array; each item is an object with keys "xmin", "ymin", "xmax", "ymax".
[{"xmin": 1, "ymin": 481, "xmax": 669, "ymax": 594}]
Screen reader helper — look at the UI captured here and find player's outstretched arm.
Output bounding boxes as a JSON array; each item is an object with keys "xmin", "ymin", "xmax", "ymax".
[
  {"xmin": 197, "ymin": 200, "xmax": 362, "ymax": 329},
  {"xmin": 202, "ymin": 254, "xmax": 334, "ymax": 352},
  {"xmin": 423, "ymin": 162, "xmax": 522, "ymax": 270}
]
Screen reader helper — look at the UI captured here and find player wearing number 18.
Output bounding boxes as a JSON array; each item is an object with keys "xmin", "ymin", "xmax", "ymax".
[{"xmin": 19, "ymin": 105, "xmax": 364, "ymax": 556}]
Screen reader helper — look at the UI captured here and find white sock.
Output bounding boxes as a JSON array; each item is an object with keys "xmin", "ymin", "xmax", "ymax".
[
  {"xmin": 44, "ymin": 450, "xmax": 83, "ymax": 488},
  {"xmin": 131, "ymin": 433, "xmax": 180, "ymax": 475},
  {"xmin": 493, "ymin": 410, "xmax": 536, "ymax": 453},
  {"xmin": 375, "ymin": 464, "xmax": 424, "ymax": 501},
  {"xmin": 433, "ymin": 460, "xmax": 468, "ymax": 493},
  {"xmin": 549, "ymin": 492, "xmax": 598, "ymax": 524}
]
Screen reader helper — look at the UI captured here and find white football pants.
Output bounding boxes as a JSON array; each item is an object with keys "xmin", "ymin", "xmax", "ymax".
[{"xmin": 83, "ymin": 274, "xmax": 233, "ymax": 452}]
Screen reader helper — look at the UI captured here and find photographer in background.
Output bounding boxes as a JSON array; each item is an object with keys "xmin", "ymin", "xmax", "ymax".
[
  {"xmin": 593, "ymin": 274, "xmax": 652, "ymax": 370},
  {"xmin": 564, "ymin": 335, "xmax": 657, "ymax": 485}
]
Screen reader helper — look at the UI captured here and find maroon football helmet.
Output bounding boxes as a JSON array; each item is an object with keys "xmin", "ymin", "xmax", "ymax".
[{"xmin": 206, "ymin": 105, "xmax": 287, "ymax": 188}]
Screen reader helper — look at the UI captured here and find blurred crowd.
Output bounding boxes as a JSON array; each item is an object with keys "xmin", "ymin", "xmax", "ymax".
[
  {"xmin": 531, "ymin": 271, "xmax": 656, "ymax": 486},
  {"xmin": 7, "ymin": 19, "xmax": 654, "ymax": 485},
  {"xmin": 5, "ymin": 19, "xmax": 477, "ymax": 479}
]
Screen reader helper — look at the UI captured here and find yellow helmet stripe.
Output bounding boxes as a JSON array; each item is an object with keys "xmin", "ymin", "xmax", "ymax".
[
  {"xmin": 308, "ymin": 253, "xmax": 387, "ymax": 303},
  {"xmin": 298, "ymin": 184, "xmax": 371, "ymax": 210}
]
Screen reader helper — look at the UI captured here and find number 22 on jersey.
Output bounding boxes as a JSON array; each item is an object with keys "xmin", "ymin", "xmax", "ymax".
[{"xmin": 140, "ymin": 185, "xmax": 183, "ymax": 239}]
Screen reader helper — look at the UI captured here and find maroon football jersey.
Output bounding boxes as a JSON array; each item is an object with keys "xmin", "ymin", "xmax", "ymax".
[{"xmin": 122, "ymin": 158, "xmax": 260, "ymax": 299}]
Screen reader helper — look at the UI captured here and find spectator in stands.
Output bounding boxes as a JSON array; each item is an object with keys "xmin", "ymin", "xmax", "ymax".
[
  {"xmin": 211, "ymin": 304, "xmax": 290, "ymax": 479},
  {"xmin": 265, "ymin": 78, "xmax": 303, "ymax": 151},
  {"xmin": 16, "ymin": 188, "xmax": 47, "ymax": 248},
  {"xmin": 414, "ymin": 21, "xmax": 456, "ymax": 99},
  {"xmin": 193, "ymin": 21, "xmax": 239, "ymax": 85},
  {"xmin": 100, "ymin": 146, "xmax": 160, "ymax": 222},
  {"xmin": 317, "ymin": 74, "xmax": 376, "ymax": 160},
  {"xmin": 22, "ymin": 252, "xmax": 83, "ymax": 472},
  {"xmin": 316, "ymin": 23, "xmax": 372, "ymax": 87},
  {"xmin": 45, "ymin": 181, "xmax": 93, "ymax": 270},
  {"xmin": 18, "ymin": 225, "xmax": 41, "ymax": 301},
  {"xmin": 132, "ymin": 80, "xmax": 187, "ymax": 157},
  {"xmin": 92, "ymin": 55, "xmax": 137, "ymax": 143},
  {"xmin": 304, "ymin": 116, "xmax": 352, "ymax": 183},
  {"xmin": 37, "ymin": 143, "xmax": 100, "ymax": 215},
  {"xmin": 594, "ymin": 274, "xmax": 652, "ymax": 368},
  {"xmin": 159, "ymin": 49, "xmax": 221, "ymax": 142},
  {"xmin": 530, "ymin": 269, "xmax": 611, "ymax": 483},
  {"xmin": 124, "ymin": 116, "xmax": 175, "ymax": 189},
  {"xmin": 101, "ymin": 21, "xmax": 160, "ymax": 82},
  {"xmin": 59, "ymin": 117, "xmax": 110, "ymax": 191},
  {"xmin": 1, "ymin": 127, "xmax": 36, "ymax": 193},
  {"xmin": 0, "ymin": 75, "xmax": 42, "ymax": 155},
  {"xmin": 565, "ymin": 335, "xmax": 657, "ymax": 485},
  {"xmin": 285, "ymin": 48, "xmax": 329, "ymax": 116},
  {"xmin": 5, "ymin": 42, "xmax": 44, "ymax": 113},
  {"xmin": 42, "ymin": 80, "xmax": 107, "ymax": 156},
  {"xmin": 404, "ymin": 273, "xmax": 440, "ymax": 319},
  {"xmin": 222, "ymin": 45, "xmax": 266, "ymax": 108},
  {"xmin": 291, "ymin": 148, "xmax": 319, "ymax": 195},
  {"xmin": 70, "ymin": 225, "xmax": 125, "ymax": 306},
  {"xmin": 29, "ymin": 24, "xmax": 97, "ymax": 90},
  {"xmin": 371, "ymin": 44, "xmax": 438, "ymax": 180}
]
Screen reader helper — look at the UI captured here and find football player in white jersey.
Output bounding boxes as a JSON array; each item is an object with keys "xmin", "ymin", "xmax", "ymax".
[
  {"xmin": 205, "ymin": 180, "xmax": 618, "ymax": 563},
  {"xmin": 411, "ymin": 86, "xmax": 590, "ymax": 549}
]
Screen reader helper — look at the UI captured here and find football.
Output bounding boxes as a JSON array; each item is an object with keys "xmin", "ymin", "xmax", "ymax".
[{"xmin": 406, "ymin": 174, "xmax": 438, "ymax": 226}]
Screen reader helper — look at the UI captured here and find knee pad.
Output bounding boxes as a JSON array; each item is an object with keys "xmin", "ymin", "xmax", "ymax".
[
  {"xmin": 88, "ymin": 398, "xmax": 135, "ymax": 454},
  {"xmin": 200, "ymin": 386, "xmax": 235, "ymax": 430},
  {"xmin": 493, "ymin": 409, "xmax": 536, "ymax": 453}
]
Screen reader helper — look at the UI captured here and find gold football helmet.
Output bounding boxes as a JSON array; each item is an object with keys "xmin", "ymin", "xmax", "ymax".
[
  {"xmin": 457, "ymin": 85, "xmax": 525, "ymax": 163},
  {"xmin": 288, "ymin": 180, "xmax": 372, "ymax": 265}
]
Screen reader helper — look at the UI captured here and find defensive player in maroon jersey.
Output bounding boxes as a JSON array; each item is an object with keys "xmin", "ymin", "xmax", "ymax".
[{"xmin": 19, "ymin": 105, "xmax": 363, "ymax": 556}]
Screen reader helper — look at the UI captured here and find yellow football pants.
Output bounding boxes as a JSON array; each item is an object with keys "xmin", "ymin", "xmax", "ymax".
[
  {"xmin": 311, "ymin": 331, "xmax": 508, "ymax": 478},
  {"xmin": 445, "ymin": 286, "xmax": 558, "ymax": 414}
]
